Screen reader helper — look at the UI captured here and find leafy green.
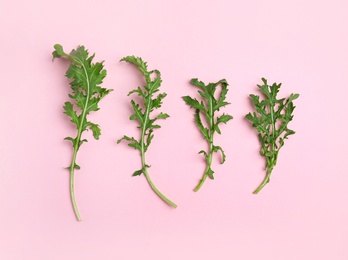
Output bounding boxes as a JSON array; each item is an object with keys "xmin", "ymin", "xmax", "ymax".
[
  {"xmin": 52, "ymin": 44, "xmax": 112, "ymax": 221},
  {"xmin": 246, "ymin": 78, "xmax": 299, "ymax": 194},
  {"xmin": 183, "ymin": 78, "xmax": 233, "ymax": 191},
  {"xmin": 117, "ymin": 56, "xmax": 177, "ymax": 208}
]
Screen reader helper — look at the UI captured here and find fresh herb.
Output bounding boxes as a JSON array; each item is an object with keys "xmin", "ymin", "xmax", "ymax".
[
  {"xmin": 183, "ymin": 79, "xmax": 233, "ymax": 191},
  {"xmin": 246, "ymin": 78, "xmax": 299, "ymax": 194},
  {"xmin": 117, "ymin": 56, "xmax": 177, "ymax": 208},
  {"xmin": 52, "ymin": 44, "xmax": 112, "ymax": 221}
]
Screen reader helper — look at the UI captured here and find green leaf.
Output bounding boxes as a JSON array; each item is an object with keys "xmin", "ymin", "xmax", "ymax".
[
  {"xmin": 284, "ymin": 129, "xmax": 295, "ymax": 139},
  {"xmin": 119, "ymin": 56, "xmax": 177, "ymax": 208},
  {"xmin": 213, "ymin": 145, "xmax": 226, "ymax": 164},
  {"xmin": 198, "ymin": 150, "xmax": 208, "ymax": 159},
  {"xmin": 64, "ymin": 136, "xmax": 76, "ymax": 146},
  {"xmin": 147, "ymin": 70, "xmax": 162, "ymax": 93},
  {"xmin": 246, "ymin": 78, "xmax": 299, "ymax": 194},
  {"xmin": 279, "ymin": 137, "xmax": 284, "ymax": 148},
  {"xmin": 214, "ymin": 124, "xmax": 221, "ymax": 134},
  {"xmin": 53, "ymin": 44, "xmax": 111, "ymax": 141},
  {"xmin": 88, "ymin": 122, "xmax": 101, "ymax": 140},
  {"xmin": 288, "ymin": 93, "xmax": 300, "ymax": 103},
  {"xmin": 258, "ymin": 78, "xmax": 271, "ymax": 98},
  {"xmin": 194, "ymin": 110, "xmax": 209, "ymax": 140},
  {"xmin": 190, "ymin": 78, "xmax": 206, "ymax": 89},
  {"xmin": 129, "ymin": 100, "xmax": 144, "ymax": 124},
  {"xmin": 152, "ymin": 93, "xmax": 167, "ymax": 109},
  {"xmin": 216, "ymin": 113, "xmax": 233, "ymax": 130},
  {"xmin": 132, "ymin": 169, "xmax": 143, "ymax": 176},
  {"xmin": 207, "ymin": 168, "xmax": 214, "ymax": 179},
  {"xmin": 86, "ymin": 97, "xmax": 100, "ymax": 113},
  {"xmin": 245, "ymin": 113, "xmax": 255, "ymax": 122},
  {"xmin": 52, "ymin": 44, "xmax": 65, "ymax": 59},
  {"xmin": 69, "ymin": 89, "xmax": 86, "ymax": 110},
  {"xmin": 145, "ymin": 131, "xmax": 154, "ymax": 151},
  {"xmin": 182, "ymin": 96, "xmax": 206, "ymax": 112},
  {"xmin": 63, "ymin": 102, "xmax": 79, "ymax": 126},
  {"xmin": 250, "ymin": 94, "xmax": 260, "ymax": 106},
  {"xmin": 121, "ymin": 56, "xmax": 149, "ymax": 80},
  {"xmin": 156, "ymin": 112, "xmax": 170, "ymax": 120},
  {"xmin": 128, "ymin": 86, "xmax": 145, "ymax": 97},
  {"xmin": 183, "ymin": 78, "xmax": 233, "ymax": 190},
  {"xmin": 53, "ymin": 44, "xmax": 112, "ymax": 221},
  {"xmin": 117, "ymin": 135, "xmax": 141, "ymax": 150},
  {"xmin": 214, "ymin": 79, "xmax": 230, "ymax": 111}
]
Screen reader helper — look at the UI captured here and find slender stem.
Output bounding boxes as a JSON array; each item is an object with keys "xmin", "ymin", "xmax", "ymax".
[
  {"xmin": 67, "ymin": 61, "xmax": 90, "ymax": 221},
  {"xmin": 194, "ymin": 143, "xmax": 213, "ymax": 192},
  {"xmin": 254, "ymin": 88, "xmax": 277, "ymax": 194},
  {"xmin": 253, "ymin": 163, "xmax": 274, "ymax": 194},
  {"xmin": 139, "ymin": 95, "xmax": 177, "ymax": 208},
  {"xmin": 69, "ymin": 153, "xmax": 82, "ymax": 221},
  {"xmin": 253, "ymin": 173, "xmax": 270, "ymax": 194},
  {"xmin": 140, "ymin": 147, "xmax": 177, "ymax": 208},
  {"xmin": 194, "ymin": 94, "xmax": 215, "ymax": 192},
  {"xmin": 193, "ymin": 173, "xmax": 208, "ymax": 192},
  {"xmin": 142, "ymin": 167, "xmax": 177, "ymax": 208}
]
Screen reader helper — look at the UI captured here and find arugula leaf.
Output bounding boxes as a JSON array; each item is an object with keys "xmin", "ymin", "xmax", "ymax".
[
  {"xmin": 183, "ymin": 78, "xmax": 233, "ymax": 191},
  {"xmin": 117, "ymin": 56, "xmax": 177, "ymax": 208},
  {"xmin": 53, "ymin": 44, "xmax": 112, "ymax": 221},
  {"xmin": 246, "ymin": 78, "xmax": 299, "ymax": 194}
]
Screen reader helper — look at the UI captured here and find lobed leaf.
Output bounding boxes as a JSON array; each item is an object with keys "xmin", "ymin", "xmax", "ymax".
[
  {"xmin": 190, "ymin": 78, "xmax": 206, "ymax": 89},
  {"xmin": 156, "ymin": 112, "xmax": 170, "ymax": 120},
  {"xmin": 121, "ymin": 56, "xmax": 149, "ymax": 80},
  {"xmin": 214, "ymin": 79, "xmax": 230, "ymax": 111},
  {"xmin": 128, "ymin": 86, "xmax": 145, "ymax": 97},
  {"xmin": 198, "ymin": 150, "xmax": 208, "ymax": 159},
  {"xmin": 117, "ymin": 135, "xmax": 141, "ymax": 150},
  {"xmin": 246, "ymin": 78, "xmax": 299, "ymax": 193},
  {"xmin": 130, "ymin": 100, "xmax": 144, "ymax": 124},
  {"xmin": 63, "ymin": 102, "xmax": 79, "ymax": 126},
  {"xmin": 152, "ymin": 93, "xmax": 167, "ymax": 109},
  {"xmin": 207, "ymin": 167, "xmax": 214, "ymax": 179},
  {"xmin": 87, "ymin": 122, "xmax": 101, "ymax": 140},
  {"xmin": 216, "ymin": 111, "xmax": 233, "ymax": 132},
  {"xmin": 119, "ymin": 56, "xmax": 177, "ymax": 208},
  {"xmin": 213, "ymin": 145, "xmax": 226, "ymax": 164},
  {"xmin": 182, "ymin": 96, "xmax": 206, "ymax": 112},
  {"xmin": 53, "ymin": 44, "xmax": 112, "ymax": 220},
  {"xmin": 132, "ymin": 169, "xmax": 143, "ymax": 176},
  {"xmin": 194, "ymin": 110, "xmax": 209, "ymax": 140},
  {"xmin": 183, "ymin": 78, "xmax": 232, "ymax": 189}
]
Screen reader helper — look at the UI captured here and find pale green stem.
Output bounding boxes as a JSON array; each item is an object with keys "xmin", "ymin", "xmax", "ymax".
[
  {"xmin": 68, "ymin": 60, "xmax": 90, "ymax": 221},
  {"xmin": 253, "ymin": 167, "xmax": 273, "ymax": 194},
  {"xmin": 194, "ymin": 95, "xmax": 215, "ymax": 192},
  {"xmin": 69, "ymin": 151, "xmax": 82, "ymax": 221},
  {"xmin": 193, "ymin": 144, "xmax": 212, "ymax": 192},
  {"xmin": 254, "ymin": 90, "xmax": 277, "ymax": 194},
  {"xmin": 139, "ymin": 95, "xmax": 177, "ymax": 208}
]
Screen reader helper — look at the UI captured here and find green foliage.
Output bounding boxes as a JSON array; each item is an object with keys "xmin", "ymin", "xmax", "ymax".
[
  {"xmin": 246, "ymin": 78, "xmax": 299, "ymax": 194},
  {"xmin": 183, "ymin": 78, "xmax": 233, "ymax": 191},
  {"xmin": 53, "ymin": 44, "xmax": 112, "ymax": 221},
  {"xmin": 117, "ymin": 56, "xmax": 177, "ymax": 208}
]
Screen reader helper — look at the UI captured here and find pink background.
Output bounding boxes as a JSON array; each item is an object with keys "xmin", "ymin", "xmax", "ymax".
[{"xmin": 1, "ymin": 0, "xmax": 347, "ymax": 259}]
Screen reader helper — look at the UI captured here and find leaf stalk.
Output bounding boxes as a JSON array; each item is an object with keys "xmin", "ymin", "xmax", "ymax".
[
  {"xmin": 140, "ymin": 95, "xmax": 177, "ymax": 208},
  {"xmin": 194, "ymin": 142, "xmax": 213, "ymax": 192},
  {"xmin": 69, "ymin": 151, "xmax": 82, "ymax": 221}
]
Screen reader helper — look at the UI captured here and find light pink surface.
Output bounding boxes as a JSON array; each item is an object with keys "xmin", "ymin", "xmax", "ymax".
[{"xmin": 1, "ymin": 0, "xmax": 347, "ymax": 259}]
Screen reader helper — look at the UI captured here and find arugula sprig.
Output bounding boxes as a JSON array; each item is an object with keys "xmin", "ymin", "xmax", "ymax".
[
  {"xmin": 246, "ymin": 78, "xmax": 299, "ymax": 194},
  {"xmin": 52, "ymin": 44, "xmax": 112, "ymax": 221},
  {"xmin": 183, "ymin": 78, "xmax": 233, "ymax": 191},
  {"xmin": 117, "ymin": 56, "xmax": 177, "ymax": 208}
]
